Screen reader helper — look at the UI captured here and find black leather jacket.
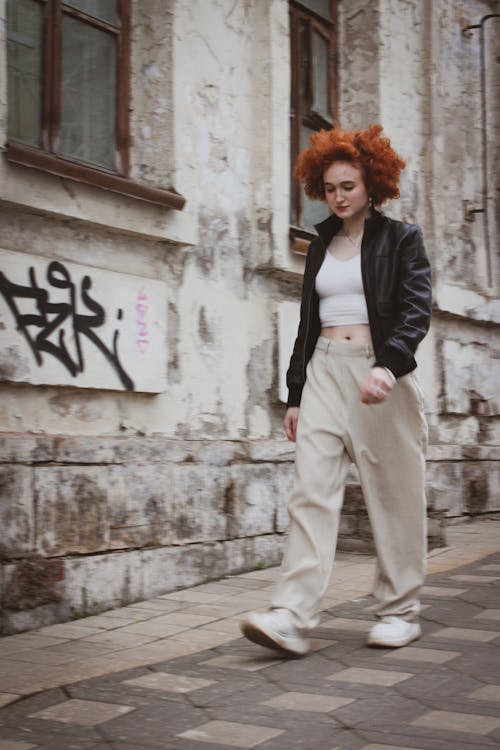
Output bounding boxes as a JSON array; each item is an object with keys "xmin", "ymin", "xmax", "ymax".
[{"xmin": 286, "ymin": 210, "xmax": 432, "ymax": 407}]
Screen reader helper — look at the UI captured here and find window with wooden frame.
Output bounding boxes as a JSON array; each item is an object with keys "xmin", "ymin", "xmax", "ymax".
[
  {"xmin": 290, "ymin": 0, "xmax": 337, "ymax": 250},
  {"xmin": 6, "ymin": 0, "xmax": 184, "ymax": 209}
]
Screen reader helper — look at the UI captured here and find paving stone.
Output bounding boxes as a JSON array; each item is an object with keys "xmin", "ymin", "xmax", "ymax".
[
  {"xmin": 169, "ymin": 629, "xmax": 235, "ymax": 649},
  {"xmin": 411, "ymin": 709, "xmax": 500, "ymax": 735},
  {"xmin": 395, "ymin": 668, "xmax": 483, "ymax": 702},
  {"xmin": 146, "ymin": 612, "xmax": 218, "ymax": 627},
  {"xmin": 383, "ymin": 647, "xmax": 461, "ymax": 664},
  {"xmin": 0, "ymin": 664, "xmax": 70, "ymax": 696},
  {"xmin": 184, "ymin": 682, "xmax": 347, "ymax": 731},
  {"xmin": 420, "ymin": 602, "xmax": 485, "ymax": 628},
  {"xmin": 65, "ymin": 615, "xmax": 142, "ymax": 631},
  {"xmin": 328, "ymin": 667, "xmax": 414, "ymax": 687},
  {"xmin": 160, "ymin": 590, "xmax": 226, "ymax": 604},
  {"xmin": 468, "ymin": 685, "xmax": 500, "ymax": 701},
  {"xmin": 458, "ymin": 587, "xmax": 500, "ymax": 608},
  {"xmin": 177, "ymin": 720, "xmax": 284, "ymax": 747},
  {"xmin": 0, "ymin": 696, "xmax": 20, "ymax": 709},
  {"xmin": 2, "ymin": 533, "xmax": 500, "ymax": 750},
  {"xmin": 117, "ymin": 621, "xmax": 188, "ymax": 637},
  {"xmin": 451, "ymin": 575, "xmax": 500, "ymax": 583},
  {"xmin": 252, "ymin": 653, "xmax": 350, "ymax": 690},
  {"xmin": 436, "ymin": 648, "xmax": 500, "ymax": 681},
  {"xmin": 430, "ymin": 627, "xmax": 499, "ymax": 642},
  {"xmin": 79, "ymin": 631, "xmax": 157, "ymax": 648},
  {"xmin": 261, "ymin": 691, "xmax": 354, "ymax": 712},
  {"xmin": 358, "ymin": 731, "xmax": 489, "ymax": 750},
  {"xmin": 35, "ymin": 623, "xmax": 104, "ymax": 639},
  {"xmin": 127, "ymin": 600, "xmax": 197, "ymax": 613},
  {"xmin": 98, "ymin": 704, "xmax": 214, "ymax": 747},
  {"xmin": 328, "ymin": 691, "xmax": 427, "ymax": 731},
  {"xmin": 5, "ymin": 640, "xmax": 117, "ymax": 666},
  {"xmin": 0, "ymin": 737, "xmax": 96, "ymax": 750},
  {"xmin": 202, "ymin": 618, "xmax": 243, "ymax": 636},
  {"xmin": 319, "ymin": 617, "xmax": 372, "ymax": 632},
  {"xmin": 270, "ymin": 727, "xmax": 365, "ymax": 750},
  {"xmin": 163, "ymin": 678, "xmax": 264, "ymax": 710},
  {"xmin": 308, "ymin": 638, "xmax": 337, "ymax": 652},
  {"xmin": 29, "ymin": 699, "xmax": 135, "ymax": 726},
  {"xmin": 177, "ymin": 604, "xmax": 246, "ymax": 618},
  {"xmin": 0, "ymin": 635, "xmax": 68, "ymax": 657},
  {"xmin": 199, "ymin": 654, "xmax": 283, "ymax": 671},
  {"xmin": 421, "ymin": 586, "xmax": 468, "ymax": 597},
  {"xmin": 122, "ymin": 672, "xmax": 215, "ymax": 693},
  {"xmin": 0, "ymin": 688, "xmax": 67, "ymax": 718},
  {"xmin": 475, "ymin": 609, "xmax": 500, "ymax": 621}
]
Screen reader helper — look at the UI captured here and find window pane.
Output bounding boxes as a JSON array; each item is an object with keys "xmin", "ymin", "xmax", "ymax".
[
  {"xmin": 300, "ymin": 126, "xmax": 330, "ymax": 230},
  {"xmin": 64, "ymin": 0, "xmax": 118, "ymax": 25},
  {"xmin": 6, "ymin": 0, "xmax": 43, "ymax": 147},
  {"xmin": 312, "ymin": 31, "xmax": 329, "ymax": 119},
  {"xmin": 297, "ymin": 0, "xmax": 332, "ymax": 21},
  {"xmin": 60, "ymin": 15, "xmax": 116, "ymax": 170}
]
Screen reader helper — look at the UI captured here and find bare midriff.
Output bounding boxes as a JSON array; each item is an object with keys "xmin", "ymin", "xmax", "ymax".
[{"xmin": 320, "ymin": 324, "xmax": 372, "ymax": 345}]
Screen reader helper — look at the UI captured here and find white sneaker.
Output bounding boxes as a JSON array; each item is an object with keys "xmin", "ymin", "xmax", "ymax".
[
  {"xmin": 240, "ymin": 608, "xmax": 310, "ymax": 656},
  {"xmin": 367, "ymin": 616, "xmax": 421, "ymax": 648}
]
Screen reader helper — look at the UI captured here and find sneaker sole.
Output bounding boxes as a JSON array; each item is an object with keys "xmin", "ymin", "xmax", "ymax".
[
  {"xmin": 367, "ymin": 624, "xmax": 422, "ymax": 649},
  {"xmin": 240, "ymin": 621, "xmax": 309, "ymax": 656}
]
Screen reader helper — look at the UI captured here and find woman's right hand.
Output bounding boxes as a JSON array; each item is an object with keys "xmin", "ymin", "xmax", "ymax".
[{"xmin": 284, "ymin": 407, "xmax": 300, "ymax": 442}]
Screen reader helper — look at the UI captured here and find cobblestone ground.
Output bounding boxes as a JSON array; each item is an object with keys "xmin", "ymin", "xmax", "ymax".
[{"xmin": 0, "ymin": 544, "xmax": 499, "ymax": 749}]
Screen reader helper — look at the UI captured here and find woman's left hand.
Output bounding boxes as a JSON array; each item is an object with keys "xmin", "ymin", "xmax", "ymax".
[{"xmin": 360, "ymin": 367, "xmax": 395, "ymax": 405}]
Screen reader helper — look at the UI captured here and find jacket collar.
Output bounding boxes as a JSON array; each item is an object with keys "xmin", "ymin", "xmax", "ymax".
[{"xmin": 314, "ymin": 209, "xmax": 385, "ymax": 247}]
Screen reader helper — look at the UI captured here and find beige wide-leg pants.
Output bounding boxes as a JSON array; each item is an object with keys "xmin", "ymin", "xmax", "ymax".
[{"xmin": 272, "ymin": 337, "xmax": 428, "ymax": 631}]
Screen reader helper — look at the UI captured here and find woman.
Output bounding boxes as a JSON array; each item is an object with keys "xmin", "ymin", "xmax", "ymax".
[{"xmin": 241, "ymin": 124, "xmax": 432, "ymax": 655}]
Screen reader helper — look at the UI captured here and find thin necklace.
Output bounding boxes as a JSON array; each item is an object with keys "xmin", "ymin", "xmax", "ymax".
[{"xmin": 342, "ymin": 229, "xmax": 364, "ymax": 251}]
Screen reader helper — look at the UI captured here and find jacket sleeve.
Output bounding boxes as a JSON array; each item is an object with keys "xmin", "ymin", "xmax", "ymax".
[
  {"xmin": 286, "ymin": 244, "xmax": 315, "ymax": 407},
  {"xmin": 374, "ymin": 225, "xmax": 432, "ymax": 377}
]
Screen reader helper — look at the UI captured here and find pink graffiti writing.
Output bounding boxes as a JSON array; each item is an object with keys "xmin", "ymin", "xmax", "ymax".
[{"xmin": 136, "ymin": 287, "xmax": 150, "ymax": 355}]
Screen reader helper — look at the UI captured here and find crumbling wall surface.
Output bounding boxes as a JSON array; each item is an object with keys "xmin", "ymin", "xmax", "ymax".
[
  {"xmin": 339, "ymin": 0, "xmax": 500, "ymax": 523},
  {"xmin": 0, "ymin": 0, "xmax": 295, "ymax": 634},
  {"xmin": 129, "ymin": 0, "xmax": 174, "ymax": 187},
  {"xmin": 427, "ymin": 0, "xmax": 498, "ymax": 294},
  {"xmin": 339, "ymin": 0, "xmax": 381, "ymax": 130},
  {"xmin": 0, "ymin": 435, "xmax": 290, "ymax": 633},
  {"xmin": 0, "ymin": 0, "xmax": 285, "ymax": 439},
  {"xmin": 425, "ymin": 0, "xmax": 500, "ymax": 493}
]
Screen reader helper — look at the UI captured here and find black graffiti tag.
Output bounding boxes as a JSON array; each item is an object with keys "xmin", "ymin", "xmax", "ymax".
[{"xmin": 0, "ymin": 261, "xmax": 134, "ymax": 391}]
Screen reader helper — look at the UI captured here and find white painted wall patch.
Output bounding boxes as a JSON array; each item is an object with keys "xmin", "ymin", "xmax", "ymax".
[{"xmin": 0, "ymin": 249, "xmax": 167, "ymax": 392}]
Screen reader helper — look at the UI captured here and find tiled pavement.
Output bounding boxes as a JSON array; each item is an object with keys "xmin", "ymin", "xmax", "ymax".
[{"xmin": 1, "ymin": 518, "xmax": 499, "ymax": 750}]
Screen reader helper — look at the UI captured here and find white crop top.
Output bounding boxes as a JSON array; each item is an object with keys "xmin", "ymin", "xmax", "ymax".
[{"xmin": 315, "ymin": 252, "xmax": 369, "ymax": 327}]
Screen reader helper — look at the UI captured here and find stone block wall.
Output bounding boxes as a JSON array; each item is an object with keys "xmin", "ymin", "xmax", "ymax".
[
  {"xmin": 0, "ymin": 435, "xmax": 291, "ymax": 634},
  {"xmin": 3, "ymin": 431, "xmax": 498, "ymax": 635}
]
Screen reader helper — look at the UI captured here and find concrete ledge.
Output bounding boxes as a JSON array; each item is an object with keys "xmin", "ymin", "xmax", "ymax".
[{"xmin": 1, "ymin": 433, "xmax": 498, "ymax": 464}]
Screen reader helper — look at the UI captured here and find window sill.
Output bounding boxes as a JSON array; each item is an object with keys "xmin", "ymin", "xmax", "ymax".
[
  {"xmin": 289, "ymin": 225, "xmax": 316, "ymax": 255},
  {"xmin": 5, "ymin": 142, "xmax": 186, "ymax": 211}
]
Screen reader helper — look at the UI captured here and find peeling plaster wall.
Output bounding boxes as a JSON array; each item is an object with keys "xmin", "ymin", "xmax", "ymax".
[
  {"xmin": 0, "ymin": 1, "xmax": 294, "ymax": 633},
  {"xmin": 338, "ymin": 0, "xmax": 500, "ymax": 515},
  {"xmin": 0, "ymin": 0, "xmax": 283, "ymax": 441},
  {"xmin": 423, "ymin": 0, "xmax": 500, "ymax": 456}
]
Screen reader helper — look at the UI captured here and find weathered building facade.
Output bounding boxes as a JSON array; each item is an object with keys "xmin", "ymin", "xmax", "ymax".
[{"xmin": 0, "ymin": 0, "xmax": 499, "ymax": 634}]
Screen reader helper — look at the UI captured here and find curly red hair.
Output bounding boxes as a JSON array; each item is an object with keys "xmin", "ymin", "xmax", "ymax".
[{"xmin": 294, "ymin": 124, "xmax": 405, "ymax": 206}]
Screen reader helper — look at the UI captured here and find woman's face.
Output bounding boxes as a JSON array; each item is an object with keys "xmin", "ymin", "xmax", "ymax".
[{"xmin": 323, "ymin": 161, "xmax": 370, "ymax": 222}]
